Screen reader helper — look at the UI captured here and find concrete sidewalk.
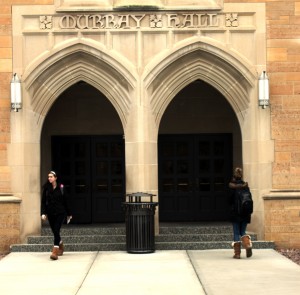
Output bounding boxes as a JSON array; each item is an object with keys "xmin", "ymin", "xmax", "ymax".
[{"xmin": 0, "ymin": 250, "xmax": 299, "ymax": 295}]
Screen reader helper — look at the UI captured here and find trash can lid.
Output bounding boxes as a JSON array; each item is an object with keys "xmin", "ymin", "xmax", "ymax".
[{"xmin": 126, "ymin": 192, "xmax": 156, "ymax": 197}]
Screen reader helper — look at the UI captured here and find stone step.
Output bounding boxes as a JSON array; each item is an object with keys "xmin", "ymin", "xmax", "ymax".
[
  {"xmin": 10, "ymin": 223, "xmax": 275, "ymax": 252},
  {"xmin": 27, "ymin": 233, "xmax": 257, "ymax": 244},
  {"xmin": 10, "ymin": 241, "xmax": 274, "ymax": 252},
  {"xmin": 40, "ymin": 224, "xmax": 234, "ymax": 236}
]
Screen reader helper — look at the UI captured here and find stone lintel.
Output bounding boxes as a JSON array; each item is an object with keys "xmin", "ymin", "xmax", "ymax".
[
  {"xmin": 263, "ymin": 190, "xmax": 300, "ymax": 200},
  {"xmin": 0, "ymin": 195, "xmax": 22, "ymax": 203}
]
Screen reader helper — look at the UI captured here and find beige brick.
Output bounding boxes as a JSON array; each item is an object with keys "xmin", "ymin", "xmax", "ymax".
[
  {"xmin": 275, "ymin": 152, "xmax": 291, "ymax": 162},
  {"xmin": 268, "ymin": 48, "xmax": 287, "ymax": 61},
  {"xmin": 0, "ymin": 48, "xmax": 12, "ymax": 59},
  {"xmin": 296, "ymin": 2, "xmax": 300, "ymax": 16},
  {"xmin": 0, "ymin": 59, "xmax": 12, "ymax": 72},
  {"xmin": 0, "ymin": 36, "xmax": 11, "ymax": 48}
]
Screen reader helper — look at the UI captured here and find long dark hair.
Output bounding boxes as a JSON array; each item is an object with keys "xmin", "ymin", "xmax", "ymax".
[{"xmin": 43, "ymin": 170, "xmax": 60, "ymax": 189}]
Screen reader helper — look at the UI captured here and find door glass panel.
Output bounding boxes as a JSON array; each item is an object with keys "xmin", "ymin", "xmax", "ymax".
[
  {"xmin": 75, "ymin": 143, "xmax": 86, "ymax": 157},
  {"xmin": 96, "ymin": 179, "xmax": 108, "ymax": 192},
  {"xmin": 75, "ymin": 180, "xmax": 86, "ymax": 193},
  {"xmin": 177, "ymin": 160, "xmax": 189, "ymax": 174},
  {"xmin": 199, "ymin": 159, "xmax": 210, "ymax": 173},
  {"xmin": 176, "ymin": 142, "xmax": 188, "ymax": 156},
  {"xmin": 96, "ymin": 161, "xmax": 108, "ymax": 175},
  {"xmin": 163, "ymin": 160, "xmax": 174, "ymax": 175},
  {"xmin": 162, "ymin": 143, "xmax": 174, "ymax": 156},
  {"xmin": 177, "ymin": 178, "xmax": 189, "ymax": 192},
  {"xmin": 199, "ymin": 177, "xmax": 210, "ymax": 191},
  {"xmin": 214, "ymin": 159, "xmax": 224, "ymax": 173},
  {"xmin": 61, "ymin": 143, "xmax": 71, "ymax": 157},
  {"xmin": 111, "ymin": 161, "xmax": 122, "ymax": 175},
  {"xmin": 214, "ymin": 177, "xmax": 225, "ymax": 191},
  {"xmin": 111, "ymin": 179, "xmax": 123, "ymax": 193},
  {"xmin": 61, "ymin": 161, "xmax": 71, "ymax": 175},
  {"xmin": 96, "ymin": 143, "xmax": 108, "ymax": 157},
  {"xmin": 214, "ymin": 141, "xmax": 224, "ymax": 155},
  {"xmin": 199, "ymin": 141, "xmax": 210, "ymax": 156},
  {"xmin": 111, "ymin": 143, "xmax": 123, "ymax": 157},
  {"xmin": 75, "ymin": 161, "xmax": 86, "ymax": 175},
  {"xmin": 162, "ymin": 179, "xmax": 174, "ymax": 192}
]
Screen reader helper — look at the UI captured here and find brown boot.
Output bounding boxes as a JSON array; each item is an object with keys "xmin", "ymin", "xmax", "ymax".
[
  {"xmin": 231, "ymin": 242, "xmax": 241, "ymax": 259},
  {"xmin": 241, "ymin": 235, "xmax": 253, "ymax": 258},
  {"xmin": 57, "ymin": 242, "xmax": 64, "ymax": 256},
  {"xmin": 50, "ymin": 246, "xmax": 59, "ymax": 260}
]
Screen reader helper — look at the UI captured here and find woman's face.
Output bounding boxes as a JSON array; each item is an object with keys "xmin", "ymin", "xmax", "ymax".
[
  {"xmin": 48, "ymin": 173, "xmax": 57, "ymax": 184},
  {"xmin": 234, "ymin": 169, "xmax": 242, "ymax": 178}
]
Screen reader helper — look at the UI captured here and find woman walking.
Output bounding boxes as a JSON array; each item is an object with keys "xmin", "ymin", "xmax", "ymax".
[
  {"xmin": 41, "ymin": 171, "xmax": 72, "ymax": 260},
  {"xmin": 228, "ymin": 167, "xmax": 253, "ymax": 259}
]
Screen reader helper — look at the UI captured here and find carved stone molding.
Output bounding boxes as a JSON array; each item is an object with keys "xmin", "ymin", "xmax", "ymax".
[{"xmin": 54, "ymin": 0, "xmax": 223, "ymax": 12}]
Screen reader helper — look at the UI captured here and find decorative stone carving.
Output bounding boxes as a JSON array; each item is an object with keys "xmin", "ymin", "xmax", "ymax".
[
  {"xmin": 40, "ymin": 16, "xmax": 52, "ymax": 29},
  {"xmin": 225, "ymin": 13, "xmax": 238, "ymax": 27}
]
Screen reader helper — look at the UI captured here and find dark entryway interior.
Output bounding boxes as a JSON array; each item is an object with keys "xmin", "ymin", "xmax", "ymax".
[
  {"xmin": 158, "ymin": 134, "xmax": 232, "ymax": 221},
  {"xmin": 52, "ymin": 135, "xmax": 125, "ymax": 223}
]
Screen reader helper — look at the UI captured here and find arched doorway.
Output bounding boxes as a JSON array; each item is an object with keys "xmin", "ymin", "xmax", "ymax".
[
  {"xmin": 158, "ymin": 80, "xmax": 241, "ymax": 221},
  {"xmin": 41, "ymin": 82, "xmax": 125, "ymax": 223}
]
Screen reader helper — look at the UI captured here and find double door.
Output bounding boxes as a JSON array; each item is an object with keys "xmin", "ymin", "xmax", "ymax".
[
  {"xmin": 158, "ymin": 134, "xmax": 232, "ymax": 221},
  {"xmin": 52, "ymin": 136, "xmax": 125, "ymax": 223}
]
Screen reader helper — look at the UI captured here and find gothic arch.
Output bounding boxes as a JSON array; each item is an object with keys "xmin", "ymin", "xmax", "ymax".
[
  {"xmin": 23, "ymin": 41, "xmax": 137, "ymax": 127},
  {"xmin": 143, "ymin": 37, "xmax": 257, "ymax": 127}
]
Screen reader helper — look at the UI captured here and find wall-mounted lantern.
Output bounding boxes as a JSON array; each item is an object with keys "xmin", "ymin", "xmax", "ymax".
[
  {"xmin": 11, "ymin": 73, "xmax": 22, "ymax": 112},
  {"xmin": 258, "ymin": 71, "xmax": 269, "ymax": 109}
]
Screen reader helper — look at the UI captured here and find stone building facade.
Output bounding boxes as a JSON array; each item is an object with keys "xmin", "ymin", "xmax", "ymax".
[{"xmin": 0, "ymin": 0, "xmax": 300, "ymax": 252}]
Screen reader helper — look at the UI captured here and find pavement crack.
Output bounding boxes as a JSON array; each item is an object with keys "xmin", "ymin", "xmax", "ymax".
[
  {"xmin": 75, "ymin": 251, "xmax": 99, "ymax": 295},
  {"xmin": 186, "ymin": 250, "xmax": 208, "ymax": 295}
]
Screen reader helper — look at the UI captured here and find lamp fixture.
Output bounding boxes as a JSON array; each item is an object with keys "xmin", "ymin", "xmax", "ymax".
[
  {"xmin": 10, "ymin": 73, "xmax": 22, "ymax": 112},
  {"xmin": 258, "ymin": 71, "xmax": 269, "ymax": 109}
]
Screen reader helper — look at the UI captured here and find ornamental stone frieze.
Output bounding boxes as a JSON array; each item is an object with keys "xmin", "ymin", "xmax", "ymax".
[
  {"xmin": 14, "ymin": 3, "xmax": 260, "ymax": 70},
  {"xmin": 37, "ymin": 12, "xmax": 245, "ymax": 30}
]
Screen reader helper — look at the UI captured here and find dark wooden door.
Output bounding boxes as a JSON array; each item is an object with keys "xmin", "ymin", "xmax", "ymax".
[
  {"xmin": 52, "ymin": 135, "xmax": 125, "ymax": 223},
  {"xmin": 158, "ymin": 134, "xmax": 232, "ymax": 221}
]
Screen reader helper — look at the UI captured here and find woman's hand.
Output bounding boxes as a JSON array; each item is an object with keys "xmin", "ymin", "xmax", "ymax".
[{"xmin": 67, "ymin": 216, "xmax": 72, "ymax": 224}]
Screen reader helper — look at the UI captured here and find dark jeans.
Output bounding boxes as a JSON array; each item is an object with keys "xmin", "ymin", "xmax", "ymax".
[
  {"xmin": 232, "ymin": 221, "xmax": 247, "ymax": 242},
  {"xmin": 47, "ymin": 213, "xmax": 66, "ymax": 246}
]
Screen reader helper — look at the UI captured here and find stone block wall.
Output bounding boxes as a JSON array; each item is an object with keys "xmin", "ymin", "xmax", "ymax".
[
  {"xmin": 0, "ymin": 196, "xmax": 21, "ymax": 253},
  {"xmin": 264, "ymin": 192, "xmax": 300, "ymax": 248}
]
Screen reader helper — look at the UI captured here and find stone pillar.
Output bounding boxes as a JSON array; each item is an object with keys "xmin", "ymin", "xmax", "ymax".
[{"xmin": 125, "ymin": 93, "xmax": 159, "ymax": 233}]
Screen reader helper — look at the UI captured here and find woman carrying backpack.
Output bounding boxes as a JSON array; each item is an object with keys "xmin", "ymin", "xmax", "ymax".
[
  {"xmin": 228, "ymin": 167, "xmax": 253, "ymax": 259},
  {"xmin": 41, "ymin": 171, "xmax": 72, "ymax": 260}
]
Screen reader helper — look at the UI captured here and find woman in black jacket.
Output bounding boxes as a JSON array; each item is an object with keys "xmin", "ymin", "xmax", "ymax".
[
  {"xmin": 41, "ymin": 171, "xmax": 72, "ymax": 260},
  {"xmin": 228, "ymin": 167, "xmax": 252, "ymax": 259}
]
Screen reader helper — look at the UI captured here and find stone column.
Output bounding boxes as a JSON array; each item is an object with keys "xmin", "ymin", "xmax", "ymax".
[{"xmin": 124, "ymin": 92, "xmax": 159, "ymax": 232}]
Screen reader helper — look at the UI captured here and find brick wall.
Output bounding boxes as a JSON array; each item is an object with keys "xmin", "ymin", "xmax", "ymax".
[
  {"xmin": 264, "ymin": 194, "xmax": 300, "ymax": 248},
  {"xmin": 0, "ymin": 196, "xmax": 21, "ymax": 253},
  {"xmin": 0, "ymin": 3, "xmax": 12, "ymax": 192}
]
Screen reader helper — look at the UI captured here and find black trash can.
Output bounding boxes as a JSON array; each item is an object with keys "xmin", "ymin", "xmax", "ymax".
[{"xmin": 123, "ymin": 192, "xmax": 158, "ymax": 253}]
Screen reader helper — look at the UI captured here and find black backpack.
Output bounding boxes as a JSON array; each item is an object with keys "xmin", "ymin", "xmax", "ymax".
[{"xmin": 236, "ymin": 188, "xmax": 253, "ymax": 216}]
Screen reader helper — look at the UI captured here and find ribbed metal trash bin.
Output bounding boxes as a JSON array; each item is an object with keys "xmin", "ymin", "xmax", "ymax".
[{"xmin": 123, "ymin": 192, "xmax": 158, "ymax": 253}]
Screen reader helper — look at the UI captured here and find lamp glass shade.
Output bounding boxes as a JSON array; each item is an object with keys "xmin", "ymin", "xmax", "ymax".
[
  {"xmin": 11, "ymin": 74, "xmax": 22, "ymax": 110},
  {"xmin": 258, "ymin": 71, "xmax": 269, "ymax": 107}
]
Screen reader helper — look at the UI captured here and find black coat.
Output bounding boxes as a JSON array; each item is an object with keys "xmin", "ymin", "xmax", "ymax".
[
  {"xmin": 228, "ymin": 178, "xmax": 251, "ymax": 223},
  {"xmin": 41, "ymin": 182, "xmax": 71, "ymax": 216}
]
